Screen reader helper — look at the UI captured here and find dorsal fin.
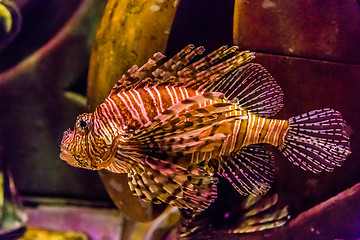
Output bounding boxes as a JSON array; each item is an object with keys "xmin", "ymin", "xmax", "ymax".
[
  {"xmin": 109, "ymin": 45, "xmax": 255, "ymax": 94},
  {"xmin": 203, "ymin": 63, "xmax": 284, "ymax": 117},
  {"xmin": 152, "ymin": 45, "xmax": 255, "ymax": 88},
  {"xmin": 110, "ymin": 51, "xmax": 166, "ymax": 94},
  {"xmin": 110, "ymin": 44, "xmax": 203, "ymax": 93},
  {"xmin": 179, "ymin": 47, "xmax": 255, "ymax": 89}
]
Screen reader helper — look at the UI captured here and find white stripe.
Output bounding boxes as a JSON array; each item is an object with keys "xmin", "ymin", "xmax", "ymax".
[
  {"xmin": 274, "ymin": 120, "xmax": 286, "ymax": 145},
  {"xmin": 242, "ymin": 113, "xmax": 254, "ymax": 147},
  {"xmin": 99, "ymin": 103, "xmax": 117, "ymax": 136},
  {"xmin": 183, "ymin": 87, "xmax": 190, "ymax": 98},
  {"xmin": 122, "ymin": 91, "xmax": 143, "ymax": 124},
  {"xmin": 230, "ymin": 118, "xmax": 241, "ymax": 152},
  {"xmin": 132, "ymin": 89, "xmax": 150, "ymax": 123},
  {"xmin": 103, "ymin": 100, "xmax": 122, "ymax": 129},
  {"xmin": 153, "ymin": 86, "xmax": 165, "ymax": 112},
  {"xmin": 165, "ymin": 86, "xmax": 176, "ymax": 105},
  {"xmin": 179, "ymin": 87, "xmax": 186, "ymax": 100},
  {"xmin": 196, "ymin": 90, "xmax": 201, "ymax": 108},
  {"xmin": 106, "ymin": 98, "xmax": 125, "ymax": 128},
  {"xmin": 220, "ymin": 136, "xmax": 230, "ymax": 155},
  {"xmin": 171, "ymin": 86, "xmax": 179, "ymax": 103},
  {"xmin": 92, "ymin": 111, "xmax": 101, "ymax": 136},
  {"xmin": 145, "ymin": 86, "xmax": 161, "ymax": 115},
  {"xmin": 96, "ymin": 119, "xmax": 113, "ymax": 144},
  {"xmin": 263, "ymin": 119, "xmax": 275, "ymax": 143},
  {"xmin": 253, "ymin": 117, "xmax": 266, "ymax": 144},
  {"xmin": 86, "ymin": 132, "xmax": 96, "ymax": 156},
  {"xmin": 118, "ymin": 92, "xmax": 142, "ymax": 125}
]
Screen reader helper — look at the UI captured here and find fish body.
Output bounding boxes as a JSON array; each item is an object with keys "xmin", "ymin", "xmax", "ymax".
[
  {"xmin": 60, "ymin": 45, "xmax": 351, "ymax": 211},
  {"xmin": 95, "ymin": 85, "xmax": 287, "ymax": 167}
]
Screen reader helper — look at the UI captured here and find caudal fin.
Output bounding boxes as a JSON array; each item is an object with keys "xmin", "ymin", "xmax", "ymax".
[{"xmin": 279, "ymin": 108, "xmax": 351, "ymax": 173}]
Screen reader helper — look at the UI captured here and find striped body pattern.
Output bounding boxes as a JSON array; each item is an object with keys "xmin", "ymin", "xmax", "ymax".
[
  {"xmin": 60, "ymin": 45, "xmax": 351, "ymax": 212},
  {"xmin": 97, "ymin": 85, "xmax": 288, "ymax": 160}
]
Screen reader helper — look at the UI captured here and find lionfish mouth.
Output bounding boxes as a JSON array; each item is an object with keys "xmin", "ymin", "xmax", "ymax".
[
  {"xmin": 60, "ymin": 147, "xmax": 78, "ymax": 167},
  {"xmin": 59, "ymin": 129, "xmax": 78, "ymax": 167}
]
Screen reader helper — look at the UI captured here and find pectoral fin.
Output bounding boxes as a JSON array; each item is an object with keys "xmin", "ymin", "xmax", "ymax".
[{"xmin": 126, "ymin": 155, "xmax": 218, "ymax": 212}]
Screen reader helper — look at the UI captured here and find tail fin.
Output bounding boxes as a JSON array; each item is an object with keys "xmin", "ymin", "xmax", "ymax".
[{"xmin": 279, "ymin": 108, "xmax": 351, "ymax": 173}]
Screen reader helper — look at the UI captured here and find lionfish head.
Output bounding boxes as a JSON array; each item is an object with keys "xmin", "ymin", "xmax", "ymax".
[{"xmin": 60, "ymin": 113, "xmax": 109, "ymax": 170}]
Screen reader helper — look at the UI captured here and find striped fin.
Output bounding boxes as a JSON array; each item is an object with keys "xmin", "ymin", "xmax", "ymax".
[
  {"xmin": 179, "ymin": 45, "xmax": 237, "ymax": 76},
  {"xmin": 203, "ymin": 63, "xmax": 284, "ymax": 117},
  {"xmin": 179, "ymin": 46, "xmax": 255, "ymax": 89},
  {"xmin": 178, "ymin": 208, "xmax": 214, "ymax": 240},
  {"xmin": 147, "ymin": 92, "xmax": 225, "ymax": 126},
  {"xmin": 151, "ymin": 44, "xmax": 205, "ymax": 85},
  {"xmin": 111, "ymin": 51, "xmax": 166, "ymax": 93},
  {"xmin": 126, "ymin": 156, "xmax": 217, "ymax": 212},
  {"xmin": 134, "ymin": 92, "xmax": 228, "ymax": 139},
  {"xmin": 111, "ymin": 45, "xmax": 256, "ymax": 94},
  {"xmin": 220, "ymin": 144, "xmax": 275, "ymax": 197},
  {"xmin": 178, "ymin": 193, "xmax": 289, "ymax": 239},
  {"xmin": 133, "ymin": 99, "xmax": 247, "ymax": 157},
  {"xmin": 232, "ymin": 193, "xmax": 289, "ymax": 234},
  {"xmin": 137, "ymin": 103, "xmax": 235, "ymax": 142},
  {"xmin": 148, "ymin": 45, "xmax": 255, "ymax": 88},
  {"xmin": 112, "ymin": 44, "xmax": 205, "ymax": 92},
  {"xmin": 279, "ymin": 108, "xmax": 351, "ymax": 173}
]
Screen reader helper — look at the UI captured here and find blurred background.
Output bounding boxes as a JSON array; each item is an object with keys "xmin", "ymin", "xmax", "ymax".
[{"xmin": 0, "ymin": 0, "xmax": 359, "ymax": 239}]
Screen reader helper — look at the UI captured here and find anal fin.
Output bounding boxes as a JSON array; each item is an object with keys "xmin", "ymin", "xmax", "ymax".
[{"xmin": 220, "ymin": 144, "xmax": 275, "ymax": 197}]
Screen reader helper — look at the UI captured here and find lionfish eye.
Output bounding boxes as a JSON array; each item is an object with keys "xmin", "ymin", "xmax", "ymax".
[
  {"xmin": 76, "ymin": 113, "xmax": 92, "ymax": 131},
  {"xmin": 80, "ymin": 120, "xmax": 88, "ymax": 129}
]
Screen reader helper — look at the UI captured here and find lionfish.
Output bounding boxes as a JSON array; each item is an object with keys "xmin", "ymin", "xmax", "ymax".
[{"xmin": 60, "ymin": 45, "xmax": 351, "ymax": 212}]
